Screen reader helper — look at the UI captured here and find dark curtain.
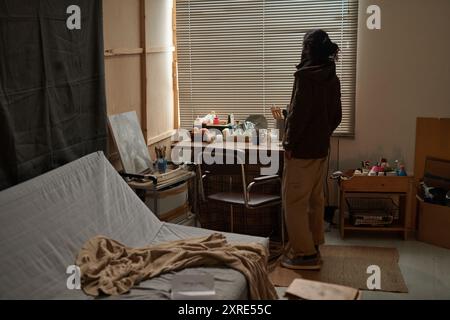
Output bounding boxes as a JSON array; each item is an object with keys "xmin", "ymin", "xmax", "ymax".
[{"xmin": 0, "ymin": 0, "xmax": 107, "ymax": 190}]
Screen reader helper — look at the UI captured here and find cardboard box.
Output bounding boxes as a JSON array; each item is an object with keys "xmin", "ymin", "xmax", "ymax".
[
  {"xmin": 413, "ymin": 117, "xmax": 450, "ymax": 230},
  {"xmin": 417, "ymin": 157, "xmax": 450, "ymax": 249},
  {"xmin": 417, "ymin": 199, "xmax": 450, "ymax": 249}
]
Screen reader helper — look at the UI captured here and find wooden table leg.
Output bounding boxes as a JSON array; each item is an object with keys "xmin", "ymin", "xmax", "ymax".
[
  {"xmin": 404, "ymin": 180, "xmax": 414, "ymax": 240},
  {"xmin": 340, "ymin": 190, "xmax": 345, "ymax": 239}
]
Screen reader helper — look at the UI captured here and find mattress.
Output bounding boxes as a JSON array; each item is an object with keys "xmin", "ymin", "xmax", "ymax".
[{"xmin": 0, "ymin": 152, "xmax": 268, "ymax": 299}]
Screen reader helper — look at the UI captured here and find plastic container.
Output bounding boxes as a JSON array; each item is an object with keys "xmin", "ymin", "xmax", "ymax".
[
  {"xmin": 157, "ymin": 158, "xmax": 168, "ymax": 173},
  {"xmin": 194, "ymin": 116, "xmax": 202, "ymax": 129}
]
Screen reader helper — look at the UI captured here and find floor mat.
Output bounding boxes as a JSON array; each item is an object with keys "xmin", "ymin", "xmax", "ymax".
[{"xmin": 269, "ymin": 245, "xmax": 408, "ymax": 293}]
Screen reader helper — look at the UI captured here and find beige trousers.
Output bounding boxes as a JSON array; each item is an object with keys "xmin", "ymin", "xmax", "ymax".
[{"xmin": 283, "ymin": 157, "xmax": 327, "ymax": 257}]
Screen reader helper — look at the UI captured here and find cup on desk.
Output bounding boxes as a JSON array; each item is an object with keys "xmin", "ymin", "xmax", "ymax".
[
  {"xmin": 276, "ymin": 119, "xmax": 285, "ymax": 141},
  {"xmin": 157, "ymin": 158, "xmax": 167, "ymax": 173},
  {"xmin": 251, "ymin": 129, "xmax": 259, "ymax": 145},
  {"xmin": 269, "ymin": 129, "xmax": 278, "ymax": 144},
  {"xmin": 259, "ymin": 129, "xmax": 268, "ymax": 145}
]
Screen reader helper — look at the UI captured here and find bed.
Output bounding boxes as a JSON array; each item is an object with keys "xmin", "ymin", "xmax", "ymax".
[{"xmin": 0, "ymin": 152, "xmax": 268, "ymax": 299}]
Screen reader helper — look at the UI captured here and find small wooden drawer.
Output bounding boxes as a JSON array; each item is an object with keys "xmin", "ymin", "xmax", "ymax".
[{"xmin": 341, "ymin": 176, "xmax": 412, "ymax": 193}]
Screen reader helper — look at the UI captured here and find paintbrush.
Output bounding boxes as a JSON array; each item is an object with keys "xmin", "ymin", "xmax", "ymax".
[{"xmin": 155, "ymin": 145, "xmax": 166, "ymax": 159}]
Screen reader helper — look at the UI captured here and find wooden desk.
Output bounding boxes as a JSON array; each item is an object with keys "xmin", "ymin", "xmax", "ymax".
[
  {"xmin": 171, "ymin": 140, "xmax": 284, "ymax": 237},
  {"xmin": 339, "ymin": 175, "xmax": 414, "ymax": 239}
]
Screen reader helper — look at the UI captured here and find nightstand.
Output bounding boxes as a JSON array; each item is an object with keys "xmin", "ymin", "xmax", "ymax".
[{"xmin": 338, "ymin": 175, "xmax": 414, "ymax": 239}]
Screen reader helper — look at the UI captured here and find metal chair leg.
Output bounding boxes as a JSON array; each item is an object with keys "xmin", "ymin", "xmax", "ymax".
[
  {"xmin": 281, "ymin": 207, "xmax": 285, "ymax": 248},
  {"xmin": 230, "ymin": 205, "xmax": 234, "ymax": 233}
]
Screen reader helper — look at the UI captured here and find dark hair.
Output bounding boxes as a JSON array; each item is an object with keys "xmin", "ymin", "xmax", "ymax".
[{"xmin": 298, "ymin": 29, "xmax": 339, "ymax": 67}]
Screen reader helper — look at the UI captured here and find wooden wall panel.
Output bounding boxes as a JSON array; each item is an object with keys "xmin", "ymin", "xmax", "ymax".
[
  {"xmin": 103, "ymin": 0, "xmax": 141, "ymax": 49},
  {"xmin": 103, "ymin": 0, "xmax": 144, "ymax": 164},
  {"xmin": 103, "ymin": 0, "xmax": 176, "ymax": 165},
  {"xmin": 104, "ymin": 56, "xmax": 142, "ymax": 119}
]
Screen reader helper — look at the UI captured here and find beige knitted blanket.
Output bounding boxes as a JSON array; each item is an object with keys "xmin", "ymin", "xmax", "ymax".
[{"xmin": 76, "ymin": 233, "xmax": 277, "ymax": 300}]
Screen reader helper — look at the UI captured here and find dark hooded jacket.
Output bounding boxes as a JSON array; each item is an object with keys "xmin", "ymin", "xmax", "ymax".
[{"xmin": 283, "ymin": 60, "xmax": 342, "ymax": 159}]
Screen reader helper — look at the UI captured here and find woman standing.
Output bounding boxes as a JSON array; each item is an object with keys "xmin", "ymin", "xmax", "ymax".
[{"xmin": 282, "ymin": 29, "xmax": 342, "ymax": 270}]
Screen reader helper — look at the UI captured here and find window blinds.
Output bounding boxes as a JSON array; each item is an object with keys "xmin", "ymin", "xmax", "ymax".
[{"xmin": 176, "ymin": 0, "xmax": 358, "ymax": 136}]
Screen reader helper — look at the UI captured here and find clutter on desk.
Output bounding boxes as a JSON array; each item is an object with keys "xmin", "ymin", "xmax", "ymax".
[
  {"xmin": 155, "ymin": 145, "xmax": 167, "ymax": 173},
  {"xmin": 420, "ymin": 182, "xmax": 450, "ymax": 207},
  {"xmin": 352, "ymin": 157, "xmax": 408, "ymax": 177},
  {"xmin": 191, "ymin": 111, "xmax": 232, "ymax": 142},
  {"xmin": 194, "ymin": 111, "xmax": 228, "ymax": 127},
  {"xmin": 192, "ymin": 127, "xmax": 215, "ymax": 143},
  {"xmin": 191, "ymin": 111, "xmax": 278, "ymax": 144},
  {"xmin": 227, "ymin": 114, "xmax": 235, "ymax": 126},
  {"xmin": 394, "ymin": 160, "xmax": 407, "ymax": 176},
  {"xmin": 213, "ymin": 114, "xmax": 220, "ymax": 125},
  {"xmin": 245, "ymin": 114, "xmax": 268, "ymax": 130}
]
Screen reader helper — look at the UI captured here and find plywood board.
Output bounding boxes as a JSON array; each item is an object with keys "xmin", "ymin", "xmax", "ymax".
[
  {"xmin": 103, "ymin": 0, "xmax": 176, "ymax": 150},
  {"xmin": 103, "ymin": 0, "xmax": 141, "ymax": 49},
  {"xmin": 105, "ymin": 55, "xmax": 142, "ymax": 119}
]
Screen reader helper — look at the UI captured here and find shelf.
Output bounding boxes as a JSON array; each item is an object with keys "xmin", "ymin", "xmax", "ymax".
[
  {"xmin": 340, "ymin": 175, "xmax": 412, "ymax": 193},
  {"xmin": 343, "ymin": 223, "xmax": 405, "ymax": 232}
]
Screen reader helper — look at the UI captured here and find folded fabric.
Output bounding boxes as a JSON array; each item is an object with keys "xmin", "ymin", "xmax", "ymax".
[{"xmin": 76, "ymin": 233, "xmax": 277, "ymax": 300}]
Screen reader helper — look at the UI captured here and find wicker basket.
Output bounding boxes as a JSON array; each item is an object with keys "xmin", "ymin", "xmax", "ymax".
[{"xmin": 345, "ymin": 197, "xmax": 399, "ymax": 226}]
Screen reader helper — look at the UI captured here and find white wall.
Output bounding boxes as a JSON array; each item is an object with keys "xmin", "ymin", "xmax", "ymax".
[{"xmin": 331, "ymin": 0, "xmax": 450, "ymax": 175}]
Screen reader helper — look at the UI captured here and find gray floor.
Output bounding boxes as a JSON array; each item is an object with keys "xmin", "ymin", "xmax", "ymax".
[{"xmin": 275, "ymin": 227, "xmax": 450, "ymax": 300}]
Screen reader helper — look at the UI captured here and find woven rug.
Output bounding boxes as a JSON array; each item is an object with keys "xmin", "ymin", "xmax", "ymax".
[{"xmin": 269, "ymin": 245, "xmax": 408, "ymax": 293}]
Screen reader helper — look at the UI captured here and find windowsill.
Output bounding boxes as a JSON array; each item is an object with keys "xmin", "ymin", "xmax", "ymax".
[{"xmin": 332, "ymin": 134, "xmax": 355, "ymax": 139}]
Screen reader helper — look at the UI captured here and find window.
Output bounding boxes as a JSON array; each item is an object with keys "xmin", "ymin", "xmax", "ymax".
[{"xmin": 176, "ymin": 0, "xmax": 358, "ymax": 136}]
